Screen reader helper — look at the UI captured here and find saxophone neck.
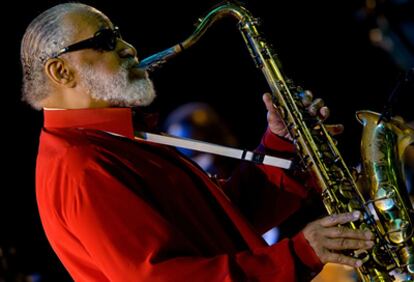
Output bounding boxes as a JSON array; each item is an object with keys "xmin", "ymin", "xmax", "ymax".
[{"xmin": 138, "ymin": 2, "xmax": 256, "ymax": 71}]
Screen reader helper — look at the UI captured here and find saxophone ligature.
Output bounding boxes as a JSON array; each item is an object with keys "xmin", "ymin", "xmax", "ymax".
[{"xmin": 138, "ymin": 2, "xmax": 414, "ymax": 281}]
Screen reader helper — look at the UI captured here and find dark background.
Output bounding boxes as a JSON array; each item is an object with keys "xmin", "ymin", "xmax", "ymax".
[{"xmin": 2, "ymin": 0, "xmax": 413, "ymax": 280}]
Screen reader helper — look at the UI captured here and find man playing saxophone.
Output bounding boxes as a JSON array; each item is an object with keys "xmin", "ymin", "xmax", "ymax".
[{"xmin": 21, "ymin": 3, "xmax": 375, "ymax": 281}]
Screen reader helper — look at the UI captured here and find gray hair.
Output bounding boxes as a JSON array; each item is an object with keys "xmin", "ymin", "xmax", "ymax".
[{"xmin": 20, "ymin": 3, "xmax": 107, "ymax": 109}]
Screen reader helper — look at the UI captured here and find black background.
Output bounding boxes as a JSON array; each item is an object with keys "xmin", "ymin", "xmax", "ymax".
[{"xmin": 1, "ymin": 0, "xmax": 413, "ymax": 280}]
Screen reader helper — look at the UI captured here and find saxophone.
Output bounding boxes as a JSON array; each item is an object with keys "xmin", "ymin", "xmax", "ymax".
[{"xmin": 138, "ymin": 2, "xmax": 414, "ymax": 281}]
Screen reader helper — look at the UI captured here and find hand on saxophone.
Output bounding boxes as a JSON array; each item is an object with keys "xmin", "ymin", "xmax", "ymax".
[
  {"xmin": 302, "ymin": 211, "xmax": 374, "ymax": 267},
  {"xmin": 262, "ymin": 92, "xmax": 344, "ymax": 140}
]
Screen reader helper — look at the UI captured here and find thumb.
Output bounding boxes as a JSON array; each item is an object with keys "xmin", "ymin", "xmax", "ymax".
[{"xmin": 262, "ymin": 93, "xmax": 276, "ymax": 113}]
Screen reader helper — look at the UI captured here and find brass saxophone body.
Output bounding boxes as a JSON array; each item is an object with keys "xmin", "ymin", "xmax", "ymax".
[{"xmin": 139, "ymin": 3, "xmax": 414, "ymax": 280}]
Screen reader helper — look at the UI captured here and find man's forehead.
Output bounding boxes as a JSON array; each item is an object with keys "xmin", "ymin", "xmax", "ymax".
[{"xmin": 62, "ymin": 11, "xmax": 113, "ymax": 38}]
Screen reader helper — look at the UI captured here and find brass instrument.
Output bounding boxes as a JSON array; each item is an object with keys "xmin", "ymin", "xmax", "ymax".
[{"xmin": 138, "ymin": 2, "xmax": 414, "ymax": 281}]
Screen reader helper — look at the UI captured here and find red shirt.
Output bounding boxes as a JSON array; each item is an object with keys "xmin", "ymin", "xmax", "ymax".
[{"xmin": 36, "ymin": 108, "xmax": 322, "ymax": 282}]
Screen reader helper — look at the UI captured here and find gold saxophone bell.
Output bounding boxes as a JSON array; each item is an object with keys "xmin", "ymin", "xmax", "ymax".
[{"xmin": 357, "ymin": 111, "xmax": 414, "ymax": 280}]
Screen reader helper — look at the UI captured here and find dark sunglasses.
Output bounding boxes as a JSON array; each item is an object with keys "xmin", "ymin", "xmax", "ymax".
[{"xmin": 49, "ymin": 26, "xmax": 121, "ymax": 59}]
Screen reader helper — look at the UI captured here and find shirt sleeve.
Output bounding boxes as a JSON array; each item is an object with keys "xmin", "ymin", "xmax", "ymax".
[
  {"xmin": 223, "ymin": 128, "xmax": 316, "ymax": 232},
  {"xmin": 220, "ymin": 128, "xmax": 323, "ymax": 274},
  {"xmin": 61, "ymin": 145, "xmax": 321, "ymax": 282}
]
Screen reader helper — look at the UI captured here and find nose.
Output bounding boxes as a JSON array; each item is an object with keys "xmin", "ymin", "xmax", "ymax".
[{"xmin": 117, "ymin": 39, "xmax": 137, "ymax": 58}]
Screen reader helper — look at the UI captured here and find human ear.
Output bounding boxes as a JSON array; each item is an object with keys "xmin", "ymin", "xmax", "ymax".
[{"xmin": 44, "ymin": 58, "xmax": 76, "ymax": 88}]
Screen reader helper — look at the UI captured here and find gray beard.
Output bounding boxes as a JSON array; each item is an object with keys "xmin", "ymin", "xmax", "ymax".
[{"xmin": 79, "ymin": 62, "xmax": 156, "ymax": 107}]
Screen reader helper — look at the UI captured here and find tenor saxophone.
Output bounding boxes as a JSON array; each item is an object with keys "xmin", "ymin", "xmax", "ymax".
[{"xmin": 138, "ymin": 2, "xmax": 414, "ymax": 281}]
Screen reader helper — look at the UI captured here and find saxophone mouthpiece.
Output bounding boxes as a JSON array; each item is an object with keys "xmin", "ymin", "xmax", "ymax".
[{"xmin": 138, "ymin": 44, "xmax": 184, "ymax": 71}]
